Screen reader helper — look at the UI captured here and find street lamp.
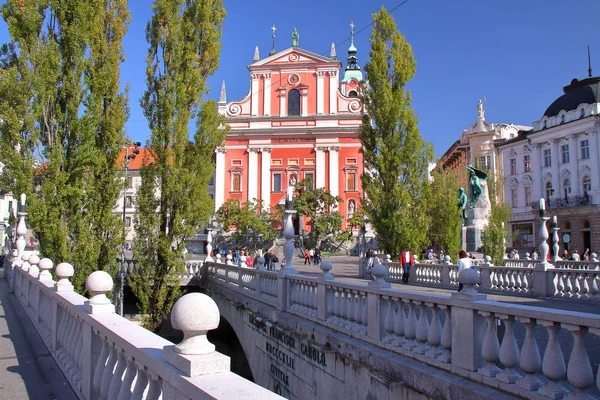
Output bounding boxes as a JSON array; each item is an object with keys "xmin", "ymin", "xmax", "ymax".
[
  {"xmin": 361, "ymin": 215, "xmax": 367, "ymax": 258},
  {"xmin": 119, "ymin": 141, "xmax": 141, "ymax": 316}
]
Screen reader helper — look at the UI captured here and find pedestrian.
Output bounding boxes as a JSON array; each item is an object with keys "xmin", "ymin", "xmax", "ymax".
[
  {"xmin": 400, "ymin": 247, "xmax": 415, "ymax": 284},
  {"xmin": 314, "ymin": 247, "xmax": 321, "ymax": 265},
  {"xmin": 270, "ymin": 250, "xmax": 279, "ymax": 270},
  {"xmin": 457, "ymin": 250, "xmax": 471, "ymax": 292},
  {"xmin": 583, "ymin": 248, "xmax": 590, "ymax": 261},
  {"xmin": 366, "ymin": 249, "xmax": 375, "ymax": 281},
  {"xmin": 304, "ymin": 249, "xmax": 311, "ymax": 265},
  {"xmin": 562, "ymin": 249, "xmax": 570, "ymax": 260},
  {"xmin": 246, "ymin": 251, "xmax": 254, "ymax": 268},
  {"xmin": 264, "ymin": 250, "xmax": 272, "ymax": 270},
  {"xmin": 571, "ymin": 250, "xmax": 580, "ymax": 261},
  {"xmin": 240, "ymin": 250, "xmax": 247, "ymax": 267},
  {"xmin": 309, "ymin": 248, "xmax": 314, "ymax": 263}
]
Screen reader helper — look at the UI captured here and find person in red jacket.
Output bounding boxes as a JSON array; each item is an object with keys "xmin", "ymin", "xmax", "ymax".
[{"xmin": 400, "ymin": 247, "xmax": 415, "ymax": 284}]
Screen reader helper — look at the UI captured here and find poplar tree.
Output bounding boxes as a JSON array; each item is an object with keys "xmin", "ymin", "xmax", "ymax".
[
  {"xmin": 0, "ymin": 0, "xmax": 130, "ymax": 291},
  {"xmin": 428, "ymin": 170, "xmax": 462, "ymax": 262},
  {"xmin": 359, "ymin": 7, "xmax": 434, "ymax": 258},
  {"xmin": 133, "ymin": 0, "xmax": 226, "ymax": 332}
]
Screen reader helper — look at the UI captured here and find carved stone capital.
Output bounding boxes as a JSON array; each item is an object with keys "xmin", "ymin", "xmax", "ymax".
[
  {"xmin": 317, "ymin": 70, "xmax": 327, "ymax": 77},
  {"xmin": 215, "ymin": 147, "xmax": 227, "ymax": 154},
  {"xmin": 329, "ymin": 146, "xmax": 340, "ymax": 152},
  {"xmin": 329, "ymin": 70, "xmax": 338, "ymax": 78},
  {"xmin": 250, "ymin": 73, "xmax": 260, "ymax": 80},
  {"xmin": 247, "ymin": 147, "xmax": 261, "ymax": 153},
  {"xmin": 315, "ymin": 146, "xmax": 328, "ymax": 152},
  {"xmin": 261, "ymin": 147, "xmax": 272, "ymax": 153},
  {"xmin": 262, "ymin": 73, "xmax": 272, "ymax": 79}
]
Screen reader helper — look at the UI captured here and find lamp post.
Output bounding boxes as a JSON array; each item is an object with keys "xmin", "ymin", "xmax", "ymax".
[
  {"xmin": 119, "ymin": 142, "xmax": 141, "ymax": 316},
  {"xmin": 361, "ymin": 215, "xmax": 367, "ymax": 258}
]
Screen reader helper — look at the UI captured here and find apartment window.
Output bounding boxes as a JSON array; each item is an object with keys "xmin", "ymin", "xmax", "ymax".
[
  {"xmin": 272, "ymin": 173, "xmax": 282, "ymax": 192},
  {"xmin": 543, "ymin": 149, "xmax": 551, "ymax": 167},
  {"xmin": 509, "ymin": 158, "xmax": 516, "ymax": 175},
  {"xmin": 478, "ymin": 155, "xmax": 489, "ymax": 169},
  {"xmin": 583, "ymin": 176, "xmax": 591, "ymax": 194},
  {"xmin": 346, "ymin": 172, "xmax": 357, "ymax": 192},
  {"xmin": 545, "ymin": 182, "xmax": 553, "ymax": 200},
  {"xmin": 581, "ymin": 140, "xmax": 590, "ymax": 159},
  {"xmin": 231, "ymin": 173, "xmax": 241, "ymax": 192},
  {"xmin": 288, "ymin": 89, "xmax": 300, "ymax": 116},
  {"xmin": 304, "ymin": 172, "xmax": 314, "ymax": 190},
  {"xmin": 511, "ymin": 189, "xmax": 518, "ymax": 207},
  {"xmin": 125, "ymin": 217, "xmax": 131, "ymax": 227},
  {"xmin": 563, "ymin": 179, "xmax": 571, "ymax": 198},
  {"xmin": 125, "ymin": 196, "xmax": 133, "ymax": 208},
  {"xmin": 561, "ymin": 144, "xmax": 570, "ymax": 164},
  {"xmin": 523, "ymin": 154, "xmax": 531, "ymax": 172},
  {"xmin": 524, "ymin": 186, "xmax": 532, "ymax": 206}
]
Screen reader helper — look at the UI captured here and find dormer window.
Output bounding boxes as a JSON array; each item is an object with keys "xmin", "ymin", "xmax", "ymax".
[
  {"xmin": 348, "ymin": 90, "xmax": 358, "ymax": 98},
  {"xmin": 560, "ymin": 114, "xmax": 566, "ymax": 124},
  {"xmin": 288, "ymin": 89, "xmax": 300, "ymax": 116},
  {"xmin": 543, "ymin": 120, "xmax": 547, "ymax": 129},
  {"xmin": 580, "ymin": 108, "xmax": 586, "ymax": 118}
]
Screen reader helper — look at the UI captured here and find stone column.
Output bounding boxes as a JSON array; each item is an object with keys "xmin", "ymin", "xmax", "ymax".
[
  {"xmin": 329, "ymin": 146, "xmax": 340, "ymax": 197},
  {"xmin": 214, "ymin": 147, "xmax": 226, "ymax": 211},
  {"xmin": 531, "ymin": 143, "xmax": 543, "ymax": 200},
  {"xmin": 315, "ymin": 146, "xmax": 327, "ymax": 189},
  {"xmin": 329, "ymin": 70, "xmax": 338, "ymax": 114},
  {"xmin": 551, "ymin": 140, "xmax": 560, "ymax": 200},
  {"xmin": 279, "ymin": 88, "xmax": 286, "ymax": 117},
  {"xmin": 263, "ymin": 73, "xmax": 271, "ymax": 116},
  {"xmin": 301, "ymin": 87, "xmax": 308, "ymax": 117},
  {"xmin": 569, "ymin": 135, "xmax": 580, "ymax": 196},
  {"xmin": 316, "ymin": 71, "xmax": 325, "ymax": 114},
  {"xmin": 261, "ymin": 148, "xmax": 272, "ymax": 210},
  {"xmin": 247, "ymin": 147, "xmax": 259, "ymax": 203},
  {"xmin": 250, "ymin": 73, "xmax": 259, "ymax": 116},
  {"xmin": 589, "ymin": 130, "xmax": 600, "ymax": 196}
]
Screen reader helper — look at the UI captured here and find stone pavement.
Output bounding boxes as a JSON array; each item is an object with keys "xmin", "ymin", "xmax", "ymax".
[
  {"xmin": 0, "ymin": 279, "xmax": 77, "ymax": 400},
  {"xmin": 291, "ymin": 255, "xmax": 600, "ymax": 316}
]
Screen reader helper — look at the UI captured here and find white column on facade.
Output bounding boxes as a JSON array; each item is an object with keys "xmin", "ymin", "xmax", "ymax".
[
  {"xmin": 261, "ymin": 148, "xmax": 272, "ymax": 210},
  {"xmin": 589, "ymin": 130, "xmax": 600, "ymax": 194},
  {"xmin": 214, "ymin": 147, "xmax": 226, "ymax": 211},
  {"xmin": 532, "ymin": 144, "xmax": 543, "ymax": 201},
  {"xmin": 263, "ymin": 73, "xmax": 271, "ymax": 116},
  {"xmin": 568, "ymin": 135, "xmax": 580, "ymax": 196},
  {"xmin": 251, "ymin": 74, "xmax": 259, "ymax": 116},
  {"xmin": 329, "ymin": 70, "xmax": 338, "ymax": 114},
  {"xmin": 551, "ymin": 140, "xmax": 560, "ymax": 199},
  {"xmin": 279, "ymin": 89, "xmax": 286, "ymax": 117},
  {"xmin": 301, "ymin": 88, "xmax": 308, "ymax": 117},
  {"xmin": 315, "ymin": 146, "xmax": 327, "ymax": 189},
  {"xmin": 316, "ymin": 71, "xmax": 325, "ymax": 114},
  {"xmin": 329, "ymin": 146, "xmax": 340, "ymax": 197},
  {"xmin": 247, "ymin": 147, "xmax": 259, "ymax": 203}
]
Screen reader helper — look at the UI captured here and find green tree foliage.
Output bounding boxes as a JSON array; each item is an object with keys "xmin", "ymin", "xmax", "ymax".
[
  {"xmin": 215, "ymin": 199, "xmax": 280, "ymax": 251},
  {"xmin": 480, "ymin": 174, "xmax": 511, "ymax": 265},
  {"xmin": 428, "ymin": 170, "xmax": 462, "ymax": 262},
  {"xmin": 133, "ymin": 0, "xmax": 226, "ymax": 333},
  {"xmin": 359, "ymin": 7, "xmax": 434, "ymax": 258},
  {"xmin": 294, "ymin": 179, "xmax": 345, "ymax": 248},
  {"xmin": 0, "ymin": 0, "xmax": 130, "ymax": 291}
]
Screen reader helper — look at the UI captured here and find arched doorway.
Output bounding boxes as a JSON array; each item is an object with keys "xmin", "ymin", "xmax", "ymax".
[
  {"xmin": 207, "ymin": 317, "xmax": 254, "ymax": 381},
  {"xmin": 581, "ymin": 219, "xmax": 591, "ymax": 254}
]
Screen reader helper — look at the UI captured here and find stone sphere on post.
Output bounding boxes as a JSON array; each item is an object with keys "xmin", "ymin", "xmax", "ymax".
[
  {"xmin": 171, "ymin": 293, "xmax": 220, "ymax": 355},
  {"xmin": 320, "ymin": 260, "xmax": 334, "ymax": 280},
  {"xmin": 85, "ymin": 271, "xmax": 114, "ymax": 305},
  {"xmin": 55, "ymin": 262, "xmax": 74, "ymax": 291},
  {"xmin": 28, "ymin": 255, "xmax": 40, "ymax": 277},
  {"xmin": 458, "ymin": 268, "xmax": 479, "ymax": 295},
  {"xmin": 38, "ymin": 257, "xmax": 54, "ymax": 280}
]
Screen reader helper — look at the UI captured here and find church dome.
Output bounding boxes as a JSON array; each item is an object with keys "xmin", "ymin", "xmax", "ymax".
[{"xmin": 543, "ymin": 77, "xmax": 600, "ymax": 118}]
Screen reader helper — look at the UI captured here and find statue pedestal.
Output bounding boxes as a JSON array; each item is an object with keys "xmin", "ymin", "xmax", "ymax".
[{"xmin": 462, "ymin": 182, "xmax": 491, "ymax": 253}]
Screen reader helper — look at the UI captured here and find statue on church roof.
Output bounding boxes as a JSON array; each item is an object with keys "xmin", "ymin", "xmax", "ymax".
[
  {"xmin": 292, "ymin": 27, "xmax": 299, "ymax": 48},
  {"xmin": 477, "ymin": 98, "xmax": 486, "ymax": 120}
]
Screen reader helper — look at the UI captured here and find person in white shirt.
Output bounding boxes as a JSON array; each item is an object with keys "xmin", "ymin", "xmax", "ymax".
[{"xmin": 457, "ymin": 250, "xmax": 471, "ymax": 292}]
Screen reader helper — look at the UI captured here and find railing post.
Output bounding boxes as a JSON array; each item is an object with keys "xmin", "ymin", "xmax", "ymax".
[
  {"xmin": 367, "ymin": 260, "xmax": 390, "ymax": 340},
  {"xmin": 317, "ymin": 261, "xmax": 334, "ymax": 321},
  {"xmin": 479, "ymin": 256, "xmax": 493, "ymax": 290},
  {"xmin": 533, "ymin": 201, "xmax": 554, "ymax": 297},
  {"xmin": 451, "ymin": 269, "xmax": 487, "ymax": 371},
  {"xmin": 441, "ymin": 264, "xmax": 451, "ymax": 287}
]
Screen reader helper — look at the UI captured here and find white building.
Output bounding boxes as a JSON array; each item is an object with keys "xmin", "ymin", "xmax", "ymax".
[{"xmin": 498, "ymin": 75, "xmax": 600, "ymax": 254}]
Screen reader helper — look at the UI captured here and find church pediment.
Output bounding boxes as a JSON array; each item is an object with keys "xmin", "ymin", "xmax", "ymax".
[{"xmin": 251, "ymin": 47, "xmax": 340, "ymax": 68}]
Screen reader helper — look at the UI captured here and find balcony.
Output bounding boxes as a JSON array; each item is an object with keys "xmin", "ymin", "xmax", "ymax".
[{"xmin": 531, "ymin": 195, "xmax": 591, "ymax": 210}]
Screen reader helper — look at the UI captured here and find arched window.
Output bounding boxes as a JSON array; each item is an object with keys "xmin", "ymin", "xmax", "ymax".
[
  {"xmin": 563, "ymin": 179, "xmax": 571, "ymax": 198},
  {"xmin": 545, "ymin": 182, "xmax": 553, "ymax": 200},
  {"xmin": 288, "ymin": 89, "xmax": 300, "ymax": 116},
  {"xmin": 583, "ymin": 220, "xmax": 591, "ymax": 229},
  {"xmin": 348, "ymin": 90, "xmax": 358, "ymax": 98}
]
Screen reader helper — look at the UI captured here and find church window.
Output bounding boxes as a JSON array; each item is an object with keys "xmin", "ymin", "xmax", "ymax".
[
  {"xmin": 560, "ymin": 114, "xmax": 566, "ymax": 124},
  {"xmin": 348, "ymin": 90, "xmax": 358, "ymax": 98},
  {"xmin": 231, "ymin": 173, "xmax": 241, "ymax": 192},
  {"xmin": 304, "ymin": 172, "xmax": 314, "ymax": 190},
  {"xmin": 272, "ymin": 173, "xmax": 282, "ymax": 192},
  {"xmin": 580, "ymin": 140, "xmax": 589, "ymax": 159},
  {"xmin": 346, "ymin": 172, "xmax": 357, "ymax": 192},
  {"xmin": 288, "ymin": 89, "xmax": 300, "ymax": 116},
  {"xmin": 581, "ymin": 108, "xmax": 586, "ymax": 118}
]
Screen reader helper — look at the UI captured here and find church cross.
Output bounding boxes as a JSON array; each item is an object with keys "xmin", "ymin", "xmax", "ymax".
[{"xmin": 271, "ymin": 25, "xmax": 277, "ymax": 38}]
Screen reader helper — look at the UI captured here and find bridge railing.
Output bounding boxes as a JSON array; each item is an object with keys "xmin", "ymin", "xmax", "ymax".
[
  {"xmin": 3, "ymin": 194, "xmax": 279, "ymax": 400},
  {"xmin": 204, "ymin": 259, "xmax": 600, "ymax": 399}
]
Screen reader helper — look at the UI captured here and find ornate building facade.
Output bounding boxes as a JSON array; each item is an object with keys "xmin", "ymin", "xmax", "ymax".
[
  {"xmin": 498, "ymin": 75, "xmax": 600, "ymax": 254},
  {"xmin": 215, "ymin": 27, "xmax": 365, "ymax": 232}
]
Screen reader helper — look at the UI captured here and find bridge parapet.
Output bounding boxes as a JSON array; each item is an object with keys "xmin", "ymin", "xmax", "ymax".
[
  {"xmin": 205, "ymin": 259, "xmax": 600, "ymax": 399},
  {"xmin": 3, "ymin": 194, "xmax": 280, "ymax": 400}
]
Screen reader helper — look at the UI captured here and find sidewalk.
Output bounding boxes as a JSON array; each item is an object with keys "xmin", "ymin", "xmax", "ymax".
[{"xmin": 0, "ymin": 279, "xmax": 77, "ymax": 400}]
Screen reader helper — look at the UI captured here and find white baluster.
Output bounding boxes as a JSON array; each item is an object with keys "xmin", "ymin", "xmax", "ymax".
[
  {"xmin": 564, "ymin": 324, "xmax": 594, "ymax": 397},
  {"xmin": 414, "ymin": 302, "xmax": 430, "ymax": 354},
  {"xmin": 478, "ymin": 312, "xmax": 501, "ymax": 377},
  {"xmin": 402, "ymin": 301, "xmax": 417, "ymax": 351},
  {"xmin": 438, "ymin": 306, "xmax": 452, "ymax": 363},
  {"xmin": 100, "ymin": 346, "xmax": 118, "ymax": 400},
  {"xmin": 391, "ymin": 298, "xmax": 406, "ymax": 347},
  {"xmin": 108, "ymin": 351, "xmax": 127, "ymax": 399},
  {"xmin": 383, "ymin": 297, "xmax": 394, "ymax": 343},
  {"xmin": 516, "ymin": 317, "xmax": 543, "ymax": 390},
  {"xmin": 496, "ymin": 315, "xmax": 521, "ymax": 383},
  {"xmin": 118, "ymin": 357, "xmax": 137, "ymax": 399},
  {"xmin": 344, "ymin": 290, "xmax": 356, "ymax": 329},
  {"xmin": 539, "ymin": 321, "xmax": 567, "ymax": 399},
  {"xmin": 131, "ymin": 366, "xmax": 149, "ymax": 399},
  {"xmin": 426, "ymin": 304, "xmax": 442, "ymax": 359},
  {"xmin": 93, "ymin": 338, "xmax": 109, "ymax": 394}
]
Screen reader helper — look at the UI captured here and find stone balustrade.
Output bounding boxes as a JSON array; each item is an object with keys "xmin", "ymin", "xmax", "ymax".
[
  {"xmin": 204, "ymin": 258, "xmax": 600, "ymax": 399},
  {"xmin": 2, "ymin": 194, "xmax": 279, "ymax": 400}
]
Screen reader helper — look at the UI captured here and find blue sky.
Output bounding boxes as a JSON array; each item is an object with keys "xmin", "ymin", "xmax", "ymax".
[{"xmin": 2, "ymin": 0, "xmax": 600, "ymax": 157}]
